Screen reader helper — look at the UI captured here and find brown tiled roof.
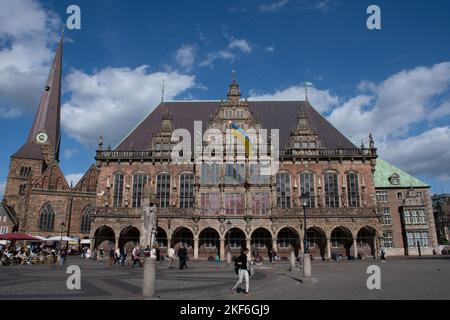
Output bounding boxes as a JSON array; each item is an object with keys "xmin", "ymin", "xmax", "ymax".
[
  {"xmin": 12, "ymin": 36, "xmax": 63, "ymax": 161},
  {"xmin": 116, "ymin": 101, "xmax": 356, "ymax": 151}
]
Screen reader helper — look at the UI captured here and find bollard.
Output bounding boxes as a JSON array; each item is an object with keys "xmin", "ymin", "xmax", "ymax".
[
  {"xmin": 303, "ymin": 253, "xmax": 311, "ymax": 278},
  {"xmin": 142, "ymin": 256, "xmax": 157, "ymax": 299},
  {"xmin": 227, "ymin": 251, "xmax": 231, "ymax": 265},
  {"xmin": 290, "ymin": 251, "xmax": 296, "ymax": 271}
]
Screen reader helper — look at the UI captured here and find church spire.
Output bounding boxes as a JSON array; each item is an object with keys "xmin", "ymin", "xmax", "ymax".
[
  {"xmin": 13, "ymin": 32, "xmax": 63, "ymax": 162},
  {"xmin": 227, "ymin": 70, "xmax": 241, "ymax": 104}
]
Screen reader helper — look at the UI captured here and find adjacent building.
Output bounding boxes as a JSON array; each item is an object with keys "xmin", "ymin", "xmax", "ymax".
[{"xmin": 432, "ymin": 194, "xmax": 450, "ymax": 244}]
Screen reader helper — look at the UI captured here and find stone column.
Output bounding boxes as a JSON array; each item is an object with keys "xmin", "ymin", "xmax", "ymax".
[
  {"xmin": 167, "ymin": 237, "xmax": 172, "ymax": 249},
  {"xmin": 272, "ymin": 238, "xmax": 277, "ymax": 252},
  {"xmin": 326, "ymin": 238, "xmax": 332, "ymax": 260},
  {"xmin": 115, "ymin": 237, "xmax": 119, "ymax": 250},
  {"xmin": 194, "ymin": 237, "xmax": 199, "ymax": 260},
  {"xmin": 142, "ymin": 257, "xmax": 157, "ymax": 299},
  {"xmin": 299, "ymin": 236, "xmax": 304, "ymax": 253},
  {"xmin": 220, "ymin": 238, "xmax": 225, "ymax": 262},
  {"xmin": 353, "ymin": 238, "xmax": 358, "ymax": 258},
  {"xmin": 246, "ymin": 238, "xmax": 251, "ymax": 260}
]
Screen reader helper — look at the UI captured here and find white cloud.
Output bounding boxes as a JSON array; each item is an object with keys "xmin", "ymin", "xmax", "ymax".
[
  {"xmin": 265, "ymin": 46, "xmax": 275, "ymax": 52},
  {"xmin": 0, "ymin": 181, "xmax": 6, "ymax": 199},
  {"xmin": 175, "ymin": 44, "xmax": 196, "ymax": 71},
  {"xmin": 199, "ymin": 50, "xmax": 236, "ymax": 68},
  {"xmin": 0, "ymin": 0, "xmax": 60, "ymax": 118},
  {"xmin": 228, "ymin": 38, "xmax": 252, "ymax": 53},
  {"xmin": 260, "ymin": 0, "xmax": 290, "ymax": 12},
  {"xmin": 315, "ymin": 0, "xmax": 331, "ymax": 11},
  {"xmin": 65, "ymin": 173, "xmax": 84, "ymax": 187},
  {"xmin": 378, "ymin": 127, "xmax": 450, "ymax": 181},
  {"xmin": 63, "ymin": 149, "xmax": 78, "ymax": 159},
  {"xmin": 249, "ymin": 85, "xmax": 339, "ymax": 113},
  {"xmin": 328, "ymin": 62, "xmax": 450, "ymax": 144},
  {"xmin": 61, "ymin": 66, "xmax": 195, "ymax": 146}
]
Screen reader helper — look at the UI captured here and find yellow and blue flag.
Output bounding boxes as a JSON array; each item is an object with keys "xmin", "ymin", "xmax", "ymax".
[{"xmin": 230, "ymin": 123, "xmax": 253, "ymax": 157}]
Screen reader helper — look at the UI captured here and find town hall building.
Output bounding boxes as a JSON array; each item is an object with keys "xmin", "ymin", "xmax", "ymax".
[{"xmin": 2, "ymin": 35, "xmax": 438, "ymax": 260}]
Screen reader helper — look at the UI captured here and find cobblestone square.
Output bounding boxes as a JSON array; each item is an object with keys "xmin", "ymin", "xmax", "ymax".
[{"xmin": 1, "ymin": 256, "xmax": 449, "ymax": 300}]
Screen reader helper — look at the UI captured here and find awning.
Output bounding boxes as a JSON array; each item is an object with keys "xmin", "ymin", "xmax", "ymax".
[
  {"xmin": 46, "ymin": 236, "xmax": 79, "ymax": 242},
  {"xmin": 0, "ymin": 233, "xmax": 41, "ymax": 241},
  {"xmin": 80, "ymin": 239, "xmax": 91, "ymax": 244}
]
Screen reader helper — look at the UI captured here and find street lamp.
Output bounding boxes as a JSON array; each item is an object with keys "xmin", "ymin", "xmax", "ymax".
[
  {"xmin": 301, "ymin": 192, "xmax": 309, "ymax": 254},
  {"xmin": 226, "ymin": 220, "xmax": 232, "ymax": 264},
  {"xmin": 59, "ymin": 222, "xmax": 65, "ymax": 252}
]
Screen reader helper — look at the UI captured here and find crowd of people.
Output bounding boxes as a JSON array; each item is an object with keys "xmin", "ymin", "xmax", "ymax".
[{"xmin": 0, "ymin": 244, "xmax": 69, "ymax": 266}]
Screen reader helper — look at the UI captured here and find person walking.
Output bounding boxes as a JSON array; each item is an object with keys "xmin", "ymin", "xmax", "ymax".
[
  {"xmin": 114, "ymin": 248, "xmax": 120, "ymax": 265},
  {"xmin": 268, "ymin": 248, "xmax": 273, "ymax": 263},
  {"xmin": 231, "ymin": 248, "xmax": 250, "ymax": 295},
  {"xmin": 143, "ymin": 245, "xmax": 151, "ymax": 258},
  {"xmin": 167, "ymin": 247, "xmax": 175, "ymax": 269},
  {"xmin": 178, "ymin": 245, "xmax": 188, "ymax": 270},
  {"xmin": 60, "ymin": 248, "xmax": 67, "ymax": 266},
  {"xmin": 380, "ymin": 246, "xmax": 386, "ymax": 262},
  {"xmin": 132, "ymin": 245, "xmax": 141, "ymax": 268},
  {"xmin": 109, "ymin": 247, "xmax": 115, "ymax": 266}
]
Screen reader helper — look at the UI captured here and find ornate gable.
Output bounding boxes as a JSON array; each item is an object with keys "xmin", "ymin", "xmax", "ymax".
[
  {"xmin": 287, "ymin": 106, "xmax": 324, "ymax": 154},
  {"xmin": 73, "ymin": 164, "xmax": 98, "ymax": 193},
  {"xmin": 32, "ymin": 161, "xmax": 69, "ymax": 191}
]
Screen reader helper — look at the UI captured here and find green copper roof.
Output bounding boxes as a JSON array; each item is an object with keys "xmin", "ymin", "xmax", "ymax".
[{"xmin": 374, "ymin": 158, "xmax": 429, "ymax": 188}]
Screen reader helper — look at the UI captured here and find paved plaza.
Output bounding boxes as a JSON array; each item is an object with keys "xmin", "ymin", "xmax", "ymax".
[{"xmin": 0, "ymin": 256, "xmax": 449, "ymax": 300}]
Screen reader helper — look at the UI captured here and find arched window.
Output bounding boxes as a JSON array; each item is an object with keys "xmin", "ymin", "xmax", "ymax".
[
  {"xmin": 80, "ymin": 207, "xmax": 91, "ymax": 233},
  {"xmin": 179, "ymin": 173, "xmax": 194, "ymax": 208},
  {"xmin": 132, "ymin": 173, "xmax": 146, "ymax": 208},
  {"xmin": 324, "ymin": 172, "xmax": 339, "ymax": 208},
  {"xmin": 113, "ymin": 173, "xmax": 124, "ymax": 207},
  {"xmin": 156, "ymin": 173, "xmax": 170, "ymax": 207},
  {"xmin": 39, "ymin": 203, "xmax": 55, "ymax": 231},
  {"xmin": 276, "ymin": 172, "xmax": 291, "ymax": 208},
  {"xmin": 347, "ymin": 172, "xmax": 360, "ymax": 207},
  {"xmin": 299, "ymin": 172, "xmax": 315, "ymax": 208}
]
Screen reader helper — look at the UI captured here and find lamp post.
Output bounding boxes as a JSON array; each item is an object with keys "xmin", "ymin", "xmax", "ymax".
[
  {"xmin": 59, "ymin": 222, "xmax": 65, "ymax": 252},
  {"xmin": 226, "ymin": 220, "xmax": 232, "ymax": 264},
  {"xmin": 66, "ymin": 181, "xmax": 74, "ymax": 250},
  {"xmin": 301, "ymin": 192, "xmax": 312, "ymax": 280}
]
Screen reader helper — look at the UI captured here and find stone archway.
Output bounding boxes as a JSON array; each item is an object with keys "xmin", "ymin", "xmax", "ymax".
[
  {"xmin": 306, "ymin": 226, "xmax": 326, "ymax": 259},
  {"xmin": 225, "ymin": 227, "xmax": 246, "ymax": 258},
  {"xmin": 155, "ymin": 227, "xmax": 168, "ymax": 258},
  {"xmin": 199, "ymin": 228, "xmax": 220, "ymax": 260},
  {"xmin": 357, "ymin": 226, "xmax": 378, "ymax": 259},
  {"xmin": 330, "ymin": 226, "xmax": 353, "ymax": 259},
  {"xmin": 119, "ymin": 226, "xmax": 140, "ymax": 253},
  {"xmin": 93, "ymin": 225, "xmax": 115, "ymax": 251},
  {"xmin": 277, "ymin": 227, "xmax": 300, "ymax": 257},
  {"xmin": 251, "ymin": 227, "xmax": 272, "ymax": 259},
  {"xmin": 171, "ymin": 227, "xmax": 194, "ymax": 257}
]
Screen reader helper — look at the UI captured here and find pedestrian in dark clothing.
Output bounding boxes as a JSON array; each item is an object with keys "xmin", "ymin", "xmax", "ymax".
[
  {"xmin": 109, "ymin": 248, "xmax": 115, "ymax": 266},
  {"xmin": 268, "ymin": 248, "xmax": 273, "ymax": 263},
  {"xmin": 231, "ymin": 248, "xmax": 250, "ymax": 295},
  {"xmin": 178, "ymin": 245, "xmax": 188, "ymax": 270}
]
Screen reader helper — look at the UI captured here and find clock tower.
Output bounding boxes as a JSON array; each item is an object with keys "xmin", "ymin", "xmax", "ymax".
[{"xmin": 3, "ymin": 33, "xmax": 64, "ymax": 225}]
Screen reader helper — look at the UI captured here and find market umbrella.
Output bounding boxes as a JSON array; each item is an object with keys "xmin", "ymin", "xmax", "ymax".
[
  {"xmin": 45, "ymin": 236, "xmax": 78, "ymax": 242},
  {"xmin": 0, "ymin": 233, "xmax": 41, "ymax": 241}
]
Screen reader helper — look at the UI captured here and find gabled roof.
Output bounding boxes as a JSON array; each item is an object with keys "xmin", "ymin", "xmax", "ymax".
[
  {"xmin": 12, "ymin": 35, "xmax": 63, "ymax": 161},
  {"xmin": 0, "ymin": 202, "xmax": 19, "ymax": 226},
  {"xmin": 32, "ymin": 160, "xmax": 70, "ymax": 190},
  {"xmin": 374, "ymin": 158, "xmax": 429, "ymax": 188},
  {"xmin": 116, "ymin": 101, "xmax": 357, "ymax": 151}
]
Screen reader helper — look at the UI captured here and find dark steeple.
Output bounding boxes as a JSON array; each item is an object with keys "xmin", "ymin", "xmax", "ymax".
[{"xmin": 13, "ymin": 33, "xmax": 63, "ymax": 162}]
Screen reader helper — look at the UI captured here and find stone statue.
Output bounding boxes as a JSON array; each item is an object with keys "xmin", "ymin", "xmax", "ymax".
[{"xmin": 142, "ymin": 203, "xmax": 157, "ymax": 247}]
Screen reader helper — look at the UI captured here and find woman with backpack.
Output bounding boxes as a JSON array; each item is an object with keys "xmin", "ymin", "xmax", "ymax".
[{"xmin": 231, "ymin": 248, "xmax": 252, "ymax": 296}]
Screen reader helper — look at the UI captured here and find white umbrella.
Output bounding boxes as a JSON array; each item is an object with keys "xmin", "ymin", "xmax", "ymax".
[
  {"xmin": 30, "ymin": 235, "xmax": 48, "ymax": 241},
  {"xmin": 46, "ymin": 236, "xmax": 78, "ymax": 242}
]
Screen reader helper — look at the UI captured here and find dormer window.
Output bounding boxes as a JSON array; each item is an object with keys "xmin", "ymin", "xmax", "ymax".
[{"xmin": 389, "ymin": 173, "xmax": 400, "ymax": 185}]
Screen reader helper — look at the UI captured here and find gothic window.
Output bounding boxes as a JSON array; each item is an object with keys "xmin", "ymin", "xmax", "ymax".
[
  {"xmin": 179, "ymin": 173, "xmax": 194, "ymax": 208},
  {"xmin": 418, "ymin": 209, "xmax": 427, "ymax": 224},
  {"xmin": 38, "ymin": 203, "xmax": 55, "ymax": 231},
  {"xmin": 299, "ymin": 172, "xmax": 315, "ymax": 208},
  {"xmin": 225, "ymin": 193, "xmax": 245, "ymax": 215},
  {"xmin": 80, "ymin": 207, "xmax": 91, "ymax": 233},
  {"xmin": 225, "ymin": 163, "xmax": 245, "ymax": 185},
  {"xmin": 132, "ymin": 174, "xmax": 145, "ymax": 208},
  {"xmin": 201, "ymin": 163, "xmax": 220, "ymax": 185},
  {"xmin": 382, "ymin": 231, "xmax": 394, "ymax": 248},
  {"xmin": 251, "ymin": 193, "xmax": 270, "ymax": 215},
  {"xmin": 347, "ymin": 172, "xmax": 360, "ymax": 207},
  {"xmin": 113, "ymin": 173, "xmax": 124, "ymax": 207},
  {"xmin": 404, "ymin": 210, "xmax": 412, "ymax": 224},
  {"xmin": 276, "ymin": 173, "xmax": 291, "ymax": 208},
  {"xmin": 249, "ymin": 163, "xmax": 270, "ymax": 184},
  {"xmin": 324, "ymin": 172, "xmax": 339, "ymax": 208},
  {"xmin": 156, "ymin": 173, "xmax": 171, "ymax": 208},
  {"xmin": 200, "ymin": 193, "xmax": 220, "ymax": 215}
]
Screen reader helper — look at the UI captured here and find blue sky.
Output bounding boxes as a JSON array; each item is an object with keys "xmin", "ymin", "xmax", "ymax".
[{"xmin": 1, "ymin": 0, "xmax": 450, "ymax": 195}]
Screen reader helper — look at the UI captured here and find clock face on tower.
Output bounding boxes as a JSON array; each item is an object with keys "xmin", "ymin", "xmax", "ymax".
[{"xmin": 36, "ymin": 132, "xmax": 48, "ymax": 144}]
